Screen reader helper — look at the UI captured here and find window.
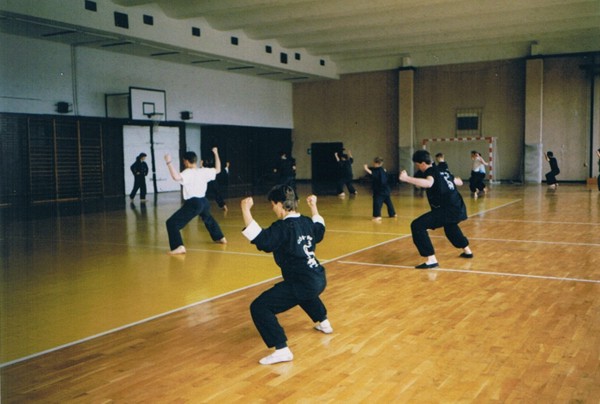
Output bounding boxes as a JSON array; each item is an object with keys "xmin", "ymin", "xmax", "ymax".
[{"xmin": 455, "ymin": 108, "xmax": 482, "ymax": 136}]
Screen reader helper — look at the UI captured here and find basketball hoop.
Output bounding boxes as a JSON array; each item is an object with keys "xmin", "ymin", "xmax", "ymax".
[{"xmin": 146, "ymin": 112, "xmax": 164, "ymax": 132}]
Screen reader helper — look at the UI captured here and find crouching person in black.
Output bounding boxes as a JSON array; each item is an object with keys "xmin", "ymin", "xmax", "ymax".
[
  {"xmin": 241, "ymin": 185, "xmax": 333, "ymax": 365},
  {"xmin": 399, "ymin": 150, "xmax": 473, "ymax": 269}
]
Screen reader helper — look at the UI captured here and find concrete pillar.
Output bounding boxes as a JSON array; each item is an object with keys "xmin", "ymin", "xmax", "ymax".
[
  {"xmin": 524, "ymin": 58, "xmax": 544, "ymax": 183},
  {"xmin": 399, "ymin": 67, "xmax": 415, "ymax": 174}
]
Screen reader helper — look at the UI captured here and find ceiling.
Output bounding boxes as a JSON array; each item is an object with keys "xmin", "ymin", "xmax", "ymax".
[
  {"xmin": 113, "ymin": 0, "xmax": 600, "ymax": 72},
  {"xmin": 2, "ymin": 0, "xmax": 599, "ymax": 81}
]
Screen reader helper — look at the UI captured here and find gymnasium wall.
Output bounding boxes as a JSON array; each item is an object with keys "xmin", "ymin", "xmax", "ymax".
[
  {"xmin": 293, "ymin": 56, "xmax": 598, "ymax": 182},
  {"xmin": 414, "ymin": 60, "xmax": 526, "ymax": 181},
  {"xmin": 541, "ymin": 57, "xmax": 592, "ymax": 181},
  {"xmin": 0, "ymin": 32, "xmax": 293, "ymax": 128},
  {"xmin": 292, "ymin": 71, "xmax": 399, "ymax": 180}
]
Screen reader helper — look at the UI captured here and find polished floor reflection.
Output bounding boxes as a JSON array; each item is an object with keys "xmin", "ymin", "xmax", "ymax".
[{"xmin": 2, "ymin": 183, "xmax": 599, "ymax": 402}]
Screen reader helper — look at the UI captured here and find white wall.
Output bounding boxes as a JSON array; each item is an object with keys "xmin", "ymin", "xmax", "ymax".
[{"xmin": 0, "ymin": 32, "xmax": 294, "ymax": 128}]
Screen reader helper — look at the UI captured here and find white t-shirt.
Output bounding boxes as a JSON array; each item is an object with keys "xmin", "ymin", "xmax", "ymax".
[
  {"xmin": 178, "ymin": 167, "xmax": 217, "ymax": 200},
  {"xmin": 472, "ymin": 157, "xmax": 486, "ymax": 174}
]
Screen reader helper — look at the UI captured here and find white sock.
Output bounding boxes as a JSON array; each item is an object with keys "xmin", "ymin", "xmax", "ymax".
[
  {"xmin": 259, "ymin": 347, "xmax": 293, "ymax": 365},
  {"xmin": 315, "ymin": 319, "xmax": 333, "ymax": 334}
]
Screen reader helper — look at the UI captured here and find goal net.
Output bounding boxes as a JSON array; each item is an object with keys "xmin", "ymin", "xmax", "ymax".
[{"xmin": 421, "ymin": 136, "xmax": 498, "ymax": 183}]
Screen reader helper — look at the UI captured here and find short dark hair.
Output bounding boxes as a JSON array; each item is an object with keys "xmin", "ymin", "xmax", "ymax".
[
  {"xmin": 183, "ymin": 151, "xmax": 197, "ymax": 164},
  {"xmin": 268, "ymin": 185, "xmax": 298, "ymax": 211},
  {"xmin": 547, "ymin": 151, "xmax": 554, "ymax": 157},
  {"xmin": 412, "ymin": 150, "xmax": 432, "ymax": 164}
]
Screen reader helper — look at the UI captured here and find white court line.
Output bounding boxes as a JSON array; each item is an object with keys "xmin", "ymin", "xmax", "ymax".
[
  {"xmin": 468, "ymin": 199, "xmax": 521, "ymax": 217},
  {"xmin": 320, "ymin": 234, "xmax": 412, "ymax": 264},
  {"xmin": 0, "ymin": 275, "xmax": 282, "ymax": 368},
  {"xmin": 471, "ymin": 217, "xmax": 600, "ymax": 226},
  {"xmin": 0, "ymin": 197, "xmax": 571, "ymax": 367},
  {"xmin": 428, "ymin": 235, "xmax": 600, "ymax": 248},
  {"xmin": 337, "ymin": 260, "xmax": 600, "ymax": 284}
]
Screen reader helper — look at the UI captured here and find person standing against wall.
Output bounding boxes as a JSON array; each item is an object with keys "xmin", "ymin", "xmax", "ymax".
[
  {"xmin": 597, "ymin": 148, "xmax": 600, "ymax": 191},
  {"xmin": 129, "ymin": 153, "xmax": 148, "ymax": 202},
  {"xmin": 545, "ymin": 151, "xmax": 560, "ymax": 190}
]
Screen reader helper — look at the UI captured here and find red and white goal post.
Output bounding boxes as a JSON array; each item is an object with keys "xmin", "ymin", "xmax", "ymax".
[{"xmin": 421, "ymin": 136, "xmax": 499, "ymax": 183}]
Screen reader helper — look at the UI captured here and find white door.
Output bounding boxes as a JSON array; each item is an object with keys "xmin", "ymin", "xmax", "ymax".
[{"xmin": 123, "ymin": 125, "xmax": 180, "ymax": 194}]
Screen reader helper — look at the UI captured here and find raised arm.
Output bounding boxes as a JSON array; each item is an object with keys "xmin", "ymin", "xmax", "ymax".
[
  {"xmin": 212, "ymin": 147, "xmax": 221, "ymax": 174},
  {"xmin": 306, "ymin": 194, "xmax": 319, "ymax": 217},
  {"xmin": 363, "ymin": 164, "xmax": 372, "ymax": 175},
  {"xmin": 478, "ymin": 154, "xmax": 489, "ymax": 165},
  {"xmin": 241, "ymin": 197, "xmax": 255, "ymax": 227},
  {"xmin": 164, "ymin": 153, "xmax": 182, "ymax": 181}
]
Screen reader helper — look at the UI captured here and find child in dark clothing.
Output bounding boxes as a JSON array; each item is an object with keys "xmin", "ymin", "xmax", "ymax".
[
  {"xmin": 545, "ymin": 151, "xmax": 560, "ymax": 189},
  {"xmin": 363, "ymin": 157, "xmax": 397, "ymax": 222},
  {"xmin": 241, "ymin": 185, "xmax": 332, "ymax": 365},
  {"xmin": 334, "ymin": 149, "xmax": 357, "ymax": 197},
  {"xmin": 129, "ymin": 153, "xmax": 149, "ymax": 202}
]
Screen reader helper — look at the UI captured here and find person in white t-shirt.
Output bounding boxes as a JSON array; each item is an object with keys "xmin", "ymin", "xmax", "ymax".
[
  {"xmin": 164, "ymin": 147, "xmax": 227, "ymax": 255},
  {"xmin": 468, "ymin": 150, "xmax": 489, "ymax": 199}
]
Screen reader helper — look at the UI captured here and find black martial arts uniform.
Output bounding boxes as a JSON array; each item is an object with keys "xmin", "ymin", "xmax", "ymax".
[
  {"xmin": 412, "ymin": 165, "xmax": 469, "ymax": 257},
  {"xmin": 243, "ymin": 213, "xmax": 328, "ymax": 349}
]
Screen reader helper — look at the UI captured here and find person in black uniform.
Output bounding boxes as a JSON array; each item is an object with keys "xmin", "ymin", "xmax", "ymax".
[
  {"xmin": 399, "ymin": 150, "xmax": 473, "ymax": 269},
  {"xmin": 597, "ymin": 148, "xmax": 600, "ymax": 191},
  {"xmin": 363, "ymin": 157, "xmax": 396, "ymax": 221},
  {"xmin": 129, "ymin": 152, "xmax": 148, "ymax": 202},
  {"xmin": 435, "ymin": 152, "xmax": 449, "ymax": 172},
  {"xmin": 273, "ymin": 151, "xmax": 297, "ymax": 194},
  {"xmin": 545, "ymin": 151, "xmax": 560, "ymax": 189},
  {"xmin": 205, "ymin": 159, "xmax": 230, "ymax": 212},
  {"xmin": 334, "ymin": 149, "xmax": 357, "ymax": 197},
  {"xmin": 241, "ymin": 185, "xmax": 332, "ymax": 365}
]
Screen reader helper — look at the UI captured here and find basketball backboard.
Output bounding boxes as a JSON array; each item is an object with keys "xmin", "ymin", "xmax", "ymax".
[{"xmin": 130, "ymin": 87, "xmax": 167, "ymax": 121}]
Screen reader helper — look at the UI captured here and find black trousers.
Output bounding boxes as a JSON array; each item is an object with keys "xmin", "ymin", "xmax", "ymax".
[
  {"xmin": 545, "ymin": 170, "xmax": 559, "ymax": 185},
  {"xmin": 469, "ymin": 171, "xmax": 486, "ymax": 193},
  {"xmin": 336, "ymin": 178, "xmax": 356, "ymax": 194},
  {"xmin": 372, "ymin": 194, "xmax": 396, "ymax": 217},
  {"xmin": 165, "ymin": 197, "xmax": 224, "ymax": 250},
  {"xmin": 411, "ymin": 210, "xmax": 469, "ymax": 257},
  {"xmin": 250, "ymin": 280, "xmax": 327, "ymax": 349},
  {"xmin": 130, "ymin": 176, "xmax": 146, "ymax": 199}
]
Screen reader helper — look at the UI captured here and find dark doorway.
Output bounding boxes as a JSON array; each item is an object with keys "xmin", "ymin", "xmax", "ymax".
[
  {"xmin": 311, "ymin": 142, "xmax": 343, "ymax": 195},
  {"xmin": 201, "ymin": 125, "xmax": 292, "ymax": 197}
]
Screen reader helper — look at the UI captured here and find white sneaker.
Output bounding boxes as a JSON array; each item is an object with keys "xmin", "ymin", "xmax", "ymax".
[
  {"xmin": 215, "ymin": 237, "xmax": 227, "ymax": 244},
  {"xmin": 314, "ymin": 320, "xmax": 333, "ymax": 334},
  {"xmin": 168, "ymin": 245, "xmax": 186, "ymax": 255},
  {"xmin": 259, "ymin": 347, "xmax": 293, "ymax": 365}
]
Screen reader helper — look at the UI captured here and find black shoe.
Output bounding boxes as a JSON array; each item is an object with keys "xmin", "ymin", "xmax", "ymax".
[
  {"xmin": 459, "ymin": 253, "xmax": 473, "ymax": 258},
  {"xmin": 415, "ymin": 262, "xmax": 439, "ymax": 269}
]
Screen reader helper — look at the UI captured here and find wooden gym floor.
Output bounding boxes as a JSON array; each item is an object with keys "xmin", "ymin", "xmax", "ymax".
[{"xmin": 1, "ymin": 182, "xmax": 599, "ymax": 402}]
